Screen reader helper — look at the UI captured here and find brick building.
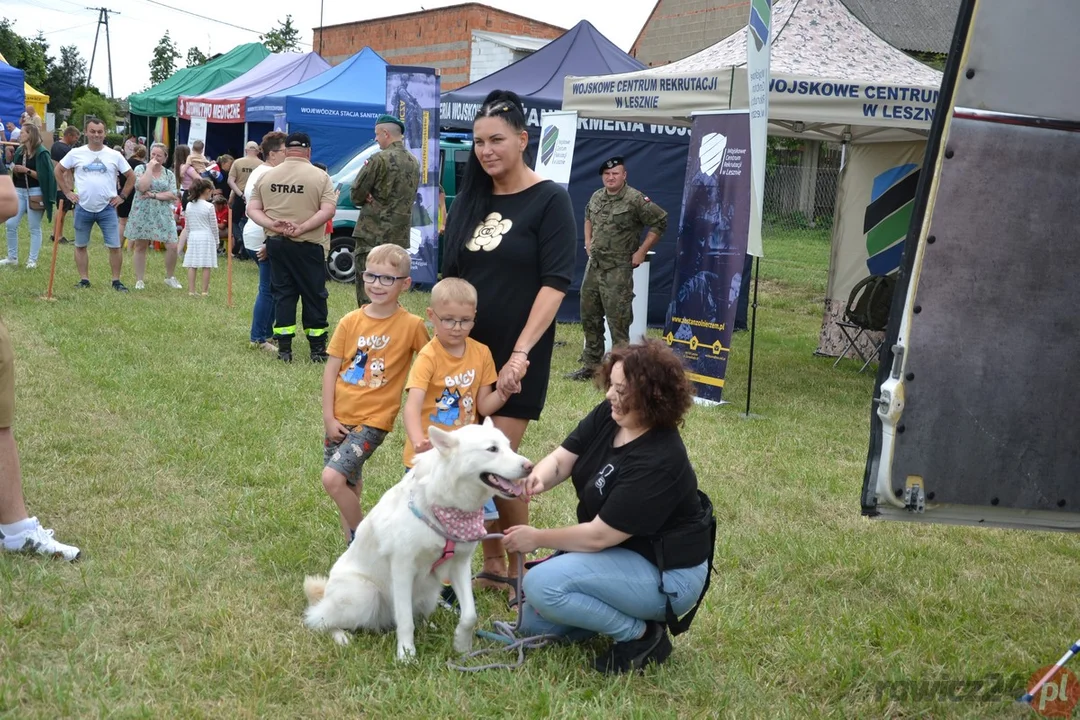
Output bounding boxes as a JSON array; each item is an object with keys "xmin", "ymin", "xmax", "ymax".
[
  {"xmin": 631, "ymin": 0, "xmax": 749, "ymax": 68},
  {"xmin": 631, "ymin": 0, "xmax": 958, "ymax": 68},
  {"xmin": 313, "ymin": 3, "xmax": 565, "ymax": 90}
]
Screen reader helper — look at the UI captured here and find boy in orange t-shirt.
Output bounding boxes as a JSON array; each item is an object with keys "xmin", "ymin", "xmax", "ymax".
[
  {"xmin": 322, "ymin": 244, "xmax": 429, "ymax": 542},
  {"xmin": 403, "ymin": 278, "xmax": 514, "ymax": 470}
]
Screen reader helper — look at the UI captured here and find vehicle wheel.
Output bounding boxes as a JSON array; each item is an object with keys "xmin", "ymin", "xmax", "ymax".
[{"xmin": 327, "ymin": 235, "xmax": 356, "ymax": 284}]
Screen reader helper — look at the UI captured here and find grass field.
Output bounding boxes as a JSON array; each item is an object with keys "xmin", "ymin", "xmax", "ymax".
[{"xmin": 0, "ymin": 221, "xmax": 1075, "ymax": 719}]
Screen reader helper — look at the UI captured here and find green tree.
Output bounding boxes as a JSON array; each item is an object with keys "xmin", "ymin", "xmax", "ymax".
[
  {"xmin": 186, "ymin": 46, "xmax": 207, "ymax": 67},
  {"xmin": 149, "ymin": 31, "xmax": 180, "ymax": 86},
  {"xmin": 42, "ymin": 45, "xmax": 87, "ymax": 113},
  {"xmin": 70, "ymin": 88, "xmax": 116, "ymax": 131},
  {"xmin": 261, "ymin": 15, "xmax": 300, "ymax": 53},
  {"xmin": 23, "ymin": 31, "xmax": 49, "ymax": 89},
  {"xmin": 0, "ymin": 18, "xmax": 29, "ymax": 71}
]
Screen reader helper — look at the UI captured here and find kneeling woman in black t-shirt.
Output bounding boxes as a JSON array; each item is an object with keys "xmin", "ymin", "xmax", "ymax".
[{"xmin": 503, "ymin": 340, "xmax": 711, "ymax": 673}]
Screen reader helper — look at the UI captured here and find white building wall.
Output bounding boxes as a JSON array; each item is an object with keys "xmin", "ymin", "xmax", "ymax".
[{"xmin": 470, "ymin": 38, "xmax": 515, "ymax": 82}]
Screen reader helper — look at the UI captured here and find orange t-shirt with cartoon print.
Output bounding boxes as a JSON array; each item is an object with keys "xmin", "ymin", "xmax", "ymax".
[
  {"xmin": 403, "ymin": 337, "xmax": 498, "ymax": 468},
  {"xmin": 328, "ymin": 306, "xmax": 430, "ymax": 431}
]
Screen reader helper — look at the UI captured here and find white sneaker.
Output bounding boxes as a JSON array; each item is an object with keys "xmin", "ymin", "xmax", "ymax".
[
  {"xmin": 2, "ymin": 519, "xmax": 81, "ymax": 561},
  {"xmin": 164, "ymin": 277, "xmax": 183, "ymax": 289},
  {"xmin": 26, "ymin": 260, "xmax": 37, "ymax": 269},
  {"xmin": 0, "ymin": 258, "xmax": 16, "ymax": 266},
  {"xmin": 135, "ymin": 280, "xmax": 145, "ymax": 290}
]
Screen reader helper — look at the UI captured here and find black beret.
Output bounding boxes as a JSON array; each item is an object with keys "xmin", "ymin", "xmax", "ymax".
[{"xmin": 600, "ymin": 156, "xmax": 625, "ymax": 175}]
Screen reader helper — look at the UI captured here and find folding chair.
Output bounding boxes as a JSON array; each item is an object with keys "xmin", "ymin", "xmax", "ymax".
[
  {"xmin": 832, "ymin": 321, "xmax": 884, "ymax": 373},
  {"xmin": 832, "ymin": 273, "xmax": 895, "ymax": 373}
]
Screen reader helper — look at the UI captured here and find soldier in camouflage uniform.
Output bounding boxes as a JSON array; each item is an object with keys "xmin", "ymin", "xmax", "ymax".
[
  {"xmin": 567, "ymin": 156, "xmax": 668, "ymax": 380},
  {"xmin": 351, "ymin": 114, "xmax": 420, "ymax": 306}
]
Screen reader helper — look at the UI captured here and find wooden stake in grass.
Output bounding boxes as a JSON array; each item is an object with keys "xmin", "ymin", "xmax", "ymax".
[
  {"xmin": 227, "ymin": 206, "xmax": 234, "ymax": 308},
  {"xmin": 44, "ymin": 202, "xmax": 67, "ymax": 301}
]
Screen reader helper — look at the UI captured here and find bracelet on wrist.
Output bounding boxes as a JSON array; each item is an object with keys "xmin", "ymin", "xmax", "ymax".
[{"xmin": 511, "ymin": 350, "xmax": 528, "ymax": 357}]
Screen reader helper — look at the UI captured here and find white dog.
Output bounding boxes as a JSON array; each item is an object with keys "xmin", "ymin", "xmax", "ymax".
[{"xmin": 303, "ymin": 418, "xmax": 532, "ymax": 661}]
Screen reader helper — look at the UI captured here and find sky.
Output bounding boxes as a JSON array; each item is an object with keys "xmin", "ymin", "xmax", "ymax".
[{"xmin": 12, "ymin": 0, "xmax": 658, "ymax": 98}]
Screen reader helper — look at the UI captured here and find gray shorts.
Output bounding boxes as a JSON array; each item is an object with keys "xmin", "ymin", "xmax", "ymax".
[{"xmin": 323, "ymin": 425, "xmax": 388, "ymax": 487}]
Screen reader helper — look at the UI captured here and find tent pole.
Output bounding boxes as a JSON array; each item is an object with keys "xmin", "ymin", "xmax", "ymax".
[{"xmin": 744, "ymin": 256, "xmax": 761, "ymax": 417}]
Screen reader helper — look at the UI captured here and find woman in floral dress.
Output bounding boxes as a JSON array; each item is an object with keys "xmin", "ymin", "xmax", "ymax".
[{"xmin": 125, "ymin": 143, "xmax": 183, "ymax": 290}]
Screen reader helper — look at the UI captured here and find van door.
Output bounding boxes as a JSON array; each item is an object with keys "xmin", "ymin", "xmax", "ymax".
[{"xmin": 861, "ymin": 0, "xmax": 1080, "ymax": 532}]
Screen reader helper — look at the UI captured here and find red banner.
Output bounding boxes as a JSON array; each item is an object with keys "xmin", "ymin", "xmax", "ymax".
[{"xmin": 177, "ymin": 97, "xmax": 246, "ymax": 123}]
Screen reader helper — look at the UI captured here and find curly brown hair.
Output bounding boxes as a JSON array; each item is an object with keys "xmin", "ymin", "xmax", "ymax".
[{"xmin": 598, "ymin": 339, "xmax": 694, "ymax": 429}]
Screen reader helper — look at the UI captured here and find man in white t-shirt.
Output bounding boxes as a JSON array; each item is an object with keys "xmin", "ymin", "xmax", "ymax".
[{"xmin": 55, "ymin": 118, "xmax": 136, "ymax": 291}]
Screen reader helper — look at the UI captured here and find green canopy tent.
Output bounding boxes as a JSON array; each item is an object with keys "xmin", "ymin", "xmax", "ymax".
[{"xmin": 128, "ymin": 43, "xmax": 270, "ymax": 146}]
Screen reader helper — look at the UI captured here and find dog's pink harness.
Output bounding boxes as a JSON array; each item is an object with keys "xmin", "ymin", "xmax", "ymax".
[{"xmin": 409, "ymin": 494, "xmax": 486, "ymax": 572}]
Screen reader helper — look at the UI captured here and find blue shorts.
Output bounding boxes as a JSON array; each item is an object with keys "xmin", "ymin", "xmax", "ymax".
[
  {"xmin": 73, "ymin": 205, "xmax": 121, "ymax": 249},
  {"xmin": 483, "ymin": 498, "xmax": 499, "ymax": 522}
]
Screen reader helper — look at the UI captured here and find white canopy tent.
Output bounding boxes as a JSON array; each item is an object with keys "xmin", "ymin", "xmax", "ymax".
[
  {"xmin": 562, "ymin": 0, "xmax": 945, "ymax": 354},
  {"xmin": 564, "ymin": 0, "xmax": 942, "ymax": 143}
]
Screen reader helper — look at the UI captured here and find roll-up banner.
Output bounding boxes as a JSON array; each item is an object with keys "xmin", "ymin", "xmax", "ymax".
[
  {"xmin": 534, "ymin": 110, "xmax": 578, "ymax": 188},
  {"xmin": 386, "ymin": 65, "xmax": 440, "ymax": 286},
  {"xmin": 664, "ymin": 110, "xmax": 752, "ymax": 404}
]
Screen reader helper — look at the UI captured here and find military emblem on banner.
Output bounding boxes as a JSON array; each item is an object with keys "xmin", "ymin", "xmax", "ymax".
[
  {"xmin": 540, "ymin": 125, "xmax": 559, "ymax": 165},
  {"xmin": 749, "ymin": 0, "xmax": 772, "ymax": 51},
  {"xmin": 699, "ymin": 132, "xmax": 728, "ymax": 177},
  {"xmin": 864, "ymin": 163, "xmax": 920, "ymax": 276}
]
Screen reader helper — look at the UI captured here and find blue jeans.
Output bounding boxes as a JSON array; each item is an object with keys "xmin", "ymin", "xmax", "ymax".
[
  {"xmin": 247, "ymin": 248, "xmax": 273, "ymax": 342},
  {"xmin": 5, "ymin": 187, "xmax": 44, "ymax": 262},
  {"xmin": 518, "ymin": 547, "xmax": 708, "ymax": 643},
  {"xmin": 73, "ymin": 205, "xmax": 120, "ymax": 249}
]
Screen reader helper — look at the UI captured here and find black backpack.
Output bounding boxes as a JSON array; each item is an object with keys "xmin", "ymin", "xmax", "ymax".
[{"xmin": 845, "ymin": 274, "xmax": 896, "ymax": 332}]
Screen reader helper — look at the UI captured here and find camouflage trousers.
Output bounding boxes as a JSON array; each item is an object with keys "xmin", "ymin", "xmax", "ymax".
[
  {"xmin": 353, "ymin": 233, "xmax": 408, "ymax": 307},
  {"xmin": 579, "ymin": 257, "xmax": 634, "ymax": 367}
]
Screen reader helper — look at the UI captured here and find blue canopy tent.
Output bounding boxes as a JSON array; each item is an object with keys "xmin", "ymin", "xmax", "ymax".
[
  {"xmin": 441, "ymin": 21, "xmax": 691, "ymax": 326},
  {"xmin": 0, "ymin": 60, "xmax": 26, "ymax": 133},
  {"xmin": 251, "ymin": 48, "xmax": 388, "ymax": 167}
]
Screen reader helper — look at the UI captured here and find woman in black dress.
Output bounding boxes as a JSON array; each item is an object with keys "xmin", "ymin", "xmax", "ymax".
[{"xmin": 442, "ymin": 90, "xmax": 577, "ymax": 601}]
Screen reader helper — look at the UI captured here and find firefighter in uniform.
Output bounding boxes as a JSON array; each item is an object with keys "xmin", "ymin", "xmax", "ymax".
[
  {"xmin": 566, "ymin": 156, "xmax": 669, "ymax": 380},
  {"xmin": 351, "ymin": 114, "xmax": 420, "ymax": 306},
  {"xmin": 246, "ymin": 132, "xmax": 337, "ymax": 363}
]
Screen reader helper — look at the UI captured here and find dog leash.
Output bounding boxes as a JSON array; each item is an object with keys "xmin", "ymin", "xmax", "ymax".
[{"xmin": 446, "ymin": 532, "xmax": 560, "ymax": 672}]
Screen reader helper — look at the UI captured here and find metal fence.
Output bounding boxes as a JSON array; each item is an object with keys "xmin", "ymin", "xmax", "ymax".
[{"xmin": 761, "ymin": 163, "xmax": 841, "ymax": 239}]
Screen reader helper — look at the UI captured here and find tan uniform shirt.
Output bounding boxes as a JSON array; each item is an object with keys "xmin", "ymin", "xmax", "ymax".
[
  {"xmin": 250, "ymin": 157, "xmax": 336, "ymax": 244},
  {"xmin": 229, "ymin": 155, "xmax": 263, "ymax": 194}
]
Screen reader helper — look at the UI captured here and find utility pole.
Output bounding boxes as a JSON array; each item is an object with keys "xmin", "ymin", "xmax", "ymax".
[
  {"xmin": 85, "ymin": 7, "xmax": 119, "ymax": 98},
  {"xmin": 318, "ymin": 0, "xmax": 325, "ymax": 56}
]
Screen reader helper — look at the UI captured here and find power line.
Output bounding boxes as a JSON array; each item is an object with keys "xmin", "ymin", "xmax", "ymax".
[
  {"xmin": 130, "ymin": 0, "xmax": 311, "ymax": 47},
  {"xmin": 42, "ymin": 22, "xmax": 98, "ymax": 36}
]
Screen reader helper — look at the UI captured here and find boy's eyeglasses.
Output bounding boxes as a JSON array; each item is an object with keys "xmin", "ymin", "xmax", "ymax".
[
  {"xmin": 361, "ymin": 271, "xmax": 409, "ymax": 286},
  {"xmin": 432, "ymin": 311, "xmax": 475, "ymax": 330}
]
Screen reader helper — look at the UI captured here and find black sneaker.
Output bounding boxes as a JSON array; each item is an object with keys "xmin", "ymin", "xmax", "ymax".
[
  {"xmin": 310, "ymin": 351, "xmax": 329, "ymax": 364},
  {"xmin": 593, "ymin": 621, "xmax": 672, "ymax": 674},
  {"xmin": 564, "ymin": 366, "xmax": 597, "ymax": 382},
  {"xmin": 59, "ymin": 236, "xmax": 70, "ymax": 245},
  {"xmin": 277, "ymin": 350, "xmax": 293, "ymax": 363},
  {"xmin": 112, "ymin": 280, "xmax": 129, "ymax": 293},
  {"xmin": 75, "ymin": 278, "xmax": 91, "ymax": 289}
]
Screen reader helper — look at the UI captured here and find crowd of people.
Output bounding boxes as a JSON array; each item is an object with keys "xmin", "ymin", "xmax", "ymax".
[{"xmin": 0, "ymin": 91, "xmax": 714, "ymax": 675}]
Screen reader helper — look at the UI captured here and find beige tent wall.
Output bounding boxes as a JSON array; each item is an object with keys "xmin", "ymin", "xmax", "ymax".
[{"xmin": 817, "ymin": 140, "xmax": 926, "ymax": 356}]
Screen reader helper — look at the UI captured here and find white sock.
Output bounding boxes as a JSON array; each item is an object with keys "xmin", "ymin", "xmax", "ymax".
[{"xmin": 1, "ymin": 516, "xmax": 38, "ymax": 538}]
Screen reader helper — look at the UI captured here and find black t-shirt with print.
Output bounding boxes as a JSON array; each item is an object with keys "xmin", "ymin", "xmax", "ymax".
[
  {"xmin": 561, "ymin": 400, "xmax": 708, "ymax": 568},
  {"xmin": 444, "ymin": 180, "xmax": 576, "ymax": 419}
]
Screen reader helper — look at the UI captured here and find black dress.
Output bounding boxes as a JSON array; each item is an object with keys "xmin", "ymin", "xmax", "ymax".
[
  {"xmin": 116, "ymin": 160, "xmax": 144, "ymax": 219},
  {"xmin": 444, "ymin": 180, "xmax": 576, "ymax": 420}
]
